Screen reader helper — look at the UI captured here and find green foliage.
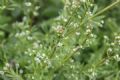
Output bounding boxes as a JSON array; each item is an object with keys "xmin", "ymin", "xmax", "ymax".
[{"xmin": 0, "ymin": 0, "xmax": 120, "ymax": 80}]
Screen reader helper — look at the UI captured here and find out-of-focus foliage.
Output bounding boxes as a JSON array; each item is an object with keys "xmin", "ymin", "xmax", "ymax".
[{"xmin": 0, "ymin": 0, "xmax": 120, "ymax": 80}]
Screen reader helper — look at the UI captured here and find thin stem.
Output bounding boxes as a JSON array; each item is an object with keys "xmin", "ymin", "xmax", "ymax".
[
  {"xmin": 49, "ymin": 37, "xmax": 60, "ymax": 58},
  {"xmin": 54, "ymin": 47, "xmax": 80, "ymax": 72},
  {"xmin": 92, "ymin": 0, "xmax": 120, "ymax": 18},
  {"xmin": 66, "ymin": 0, "xmax": 120, "ymax": 37},
  {"xmin": 49, "ymin": 8, "xmax": 79, "ymax": 58},
  {"xmin": 54, "ymin": 29, "xmax": 91, "ymax": 72},
  {"xmin": 53, "ymin": 0, "xmax": 120, "ymax": 73}
]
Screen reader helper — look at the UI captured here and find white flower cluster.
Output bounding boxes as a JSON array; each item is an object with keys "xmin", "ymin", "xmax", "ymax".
[
  {"xmin": 104, "ymin": 59, "xmax": 110, "ymax": 65},
  {"xmin": 73, "ymin": 45, "xmax": 83, "ymax": 52},
  {"xmin": 88, "ymin": 68, "xmax": 97, "ymax": 79},
  {"xmin": 34, "ymin": 53, "xmax": 52, "ymax": 68},
  {"xmin": 2, "ymin": 62, "xmax": 23, "ymax": 74},
  {"xmin": 33, "ymin": 41, "xmax": 42, "ymax": 49},
  {"xmin": 72, "ymin": 0, "xmax": 80, "ymax": 9},
  {"xmin": 0, "ymin": 70, "xmax": 4, "ymax": 75},
  {"xmin": 25, "ymin": 47, "xmax": 51, "ymax": 67},
  {"xmin": 115, "ymin": 34, "xmax": 120, "ymax": 46},
  {"xmin": 107, "ymin": 47, "xmax": 112, "ymax": 53},
  {"xmin": 3, "ymin": 63, "xmax": 11, "ymax": 71},
  {"xmin": 71, "ymin": 22, "xmax": 79, "ymax": 28},
  {"xmin": 64, "ymin": 0, "xmax": 71, "ymax": 9},
  {"xmin": 53, "ymin": 25, "xmax": 64, "ymax": 34},
  {"xmin": 24, "ymin": 1, "xmax": 40, "ymax": 16},
  {"xmin": 81, "ymin": 0, "xmax": 86, "ymax": 3},
  {"xmin": 34, "ymin": 53, "xmax": 44, "ymax": 64},
  {"xmin": 104, "ymin": 35, "xmax": 109, "ymax": 42},
  {"xmin": 57, "ymin": 42, "xmax": 63, "ymax": 47},
  {"xmin": 0, "ymin": 6, "xmax": 6, "ymax": 10},
  {"xmin": 25, "ymin": 2, "xmax": 32, "ymax": 7},
  {"xmin": 75, "ymin": 32, "xmax": 80, "ymax": 36},
  {"xmin": 85, "ymin": 25, "xmax": 93, "ymax": 35},
  {"xmin": 15, "ymin": 30, "xmax": 30, "ymax": 37},
  {"xmin": 58, "ymin": 15, "xmax": 68, "ymax": 22},
  {"xmin": 86, "ymin": 11, "xmax": 93, "ymax": 16},
  {"xmin": 114, "ymin": 54, "xmax": 120, "ymax": 62},
  {"xmin": 25, "ymin": 48, "xmax": 37, "ymax": 56},
  {"xmin": 33, "ymin": 6, "xmax": 40, "ymax": 16},
  {"xmin": 15, "ymin": 29, "xmax": 34, "ymax": 41}
]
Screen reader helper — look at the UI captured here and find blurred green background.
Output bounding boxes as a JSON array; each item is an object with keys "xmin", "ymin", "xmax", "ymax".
[{"xmin": 0, "ymin": 0, "xmax": 120, "ymax": 80}]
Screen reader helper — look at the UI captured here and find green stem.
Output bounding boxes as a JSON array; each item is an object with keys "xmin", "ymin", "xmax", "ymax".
[
  {"xmin": 92, "ymin": 0, "xmax": 120, "ymax": 18},
  {"xmin": 53, "ymin": 0, "xmax": 120, "ymax": 73},
  {"xmin": 54, "ymin": 47, "xmax": 80, "ymax": 72},
  {"xmin": 66, "ymin": 0, "xmax": 120, "ymax": 37}
]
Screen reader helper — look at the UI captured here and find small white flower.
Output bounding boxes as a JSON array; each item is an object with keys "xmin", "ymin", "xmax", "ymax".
[
  {"xmin": 111, "ymin": 42, "xmax": 115, "ymax": 46},
  {"xmin": 63, "ymin": 18, "xmax": 67, "ymax": 22},
  {"xmin": 24, "ymin": 51, "xmax": 28, "ymax": 54},
  {"xmin": 33, "ymin": 11, "xmax": 39, "ymax": 16},
  {"xmin": 88, "ymin": 68, "xmax": 97, "ymax": 79},
  {"xmin": 23, "ymin": 16, "xmax": 27, "ymax": 21},
  {"xmin": 114, "ymin": 54, "xmax": 120, "ymax": 62},
  {"xmin": 81, "ymin": 0, "xmax": 86, "ymax": 3},
  {"xmin": 0, "ymin": 6, "xmax": 6, "ymax": 10},
  {"xmin": 3, "ymin": 67, "xmax": 8, "ymax": 71},
  {"xmin": 20, "ymin": 32, "xmax": 26, "ymax": 36},
  {"xmin": 86, "ymin": 11, "xmax": 93, "ymax": 16},
  {"xmin": 78, "ymin": 15, "xmax": 81, "ymax": 19},
  {"xmin": 101, "ymin": 20, "xmax": 104, "ymax": 24},
  {"xmin": 104, "ymin": 35, "xmax": 109, "ymax": 40},
  {"xmin": 5, "ymin": 63, "xmax": 10, "ymax": 67},
  {"xmin": 33, "ymin": 42, "xmax": 39, "ymax": 48},
  {"xmin": 57, "ymin": 42, "xmax": 63, "ymax": 47},
  {"xmin": 104, "ymin": 59, "xmax": 109, "ymax": 65},
  {"xmin": 73, "ymin": 46, "xmax": 81, "ymax": 52},
  {"xmin": 0, "ymin": 71, "xmax": 4, "ymax": 75},
  {"xmin": 54, "ymin": 25, "xmax": 64, "ymax": 33},
  {"xmin": 25, "ymin": 2, "xmax": 32, "ymax": 7},
  {"xmin": 91, "ymin": 72, "xmax": 97, "ymax": 78},
  {"xmin": 32, "ymin": 76, "xmax": 35, "ymax": 79},
  {"xmin": 75, "ymin": 32, "xmax": 80, "ymax": 36},
  {"xmin": 27, "ymin": 36, "xmax": 33, "ymax": 40},
  {"xmin": 70, "ymin": 59, "xmax": 74, "ymax": 63},
  {"xmin": 15, "ymin": 33, "xmax": 20, "ymax": 37},
  {"xmin": 86, "ymin": 29, "xmax": 91, "ymax": 33},
  {"xmin": 34, "ymin": 57, "xmax": 41, "ymax": 63},
  {"xmin": 32, "ymin": 50, "xmax": 36, "ymax": 53},
  {"xmin": 88, "ymin": 68, "xmax": 93, "ymax": 72},
  {"xmin": 115, "ymin": 36, "xmax": 120, "ymax": 39},
  {"xmin": 35, "ymin": 6, "xmax": 40, "ymax": 10},
  {"xmin": 29, "ymin": 53, "xmax": 32, "ymax": 56},
  {"xmin": 90, "ymin": 34, "xmax": 94, "ymax": 37},
  {"xmin": 19, "ymin": 69, "xmax": 24, "ymax": 74},
  {"xmin": 73, "ymin": 23, "xmax": 79, "ymax": 28},
  {"xmin": 36, "ymin": 53, "xmax": 41, "ymax": 58},
  {"xmin": 107, "ymin": 48, "xmax": 112, "ymax": 52},
  {"xmin": 15, "ymin": 63, "xmax": 20, "ymax": 68}
]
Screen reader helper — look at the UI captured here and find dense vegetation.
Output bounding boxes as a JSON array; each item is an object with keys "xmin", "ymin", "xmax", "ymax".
[{"xmin": 0, "ymin": 0, "xmax": 120, "ymax": 80}]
